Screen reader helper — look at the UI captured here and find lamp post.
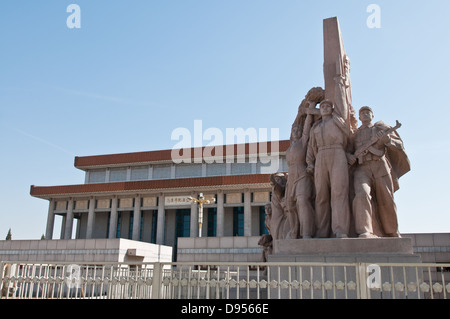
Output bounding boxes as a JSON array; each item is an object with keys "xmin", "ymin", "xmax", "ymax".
[{"xmin": 188, "ymin": 193, "xmax": 216, "ymax": 237}]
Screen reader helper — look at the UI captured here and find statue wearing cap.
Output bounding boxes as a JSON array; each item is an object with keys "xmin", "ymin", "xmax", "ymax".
[
  {"xmin": 349, "ymin": 106, "xmax": 410, "ymax": 238},
  {"xmin": 306, "ymin": 99, "xmax": 353, "ymax": 238}
]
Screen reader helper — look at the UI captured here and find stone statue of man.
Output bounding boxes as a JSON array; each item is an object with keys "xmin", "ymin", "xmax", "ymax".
[
  {"xmin": 348, "ymin": 106, "xmax": 410, "ymax": 238},
  {"xmin": 264, "ymin": 202, "xmax": 272, "ymax": 235},
  {"xmin": 306, "ymin": 99, "xmax": 352, "ymax": 238},
  {"xmin": 269, "ymin": 173, "xmax": 290, "ymax": 240},
  {"xmin": 285, "ymin": 101, "xmax": 316, "ymax": 239}
]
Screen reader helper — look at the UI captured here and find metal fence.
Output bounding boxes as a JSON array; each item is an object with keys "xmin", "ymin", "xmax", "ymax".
[{"xmin": 1, "ymin": 261, "xmax": 449, "ymax": 299}]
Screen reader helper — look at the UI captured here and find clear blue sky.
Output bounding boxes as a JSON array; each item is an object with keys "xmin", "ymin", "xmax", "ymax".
[{"xmin": 1, "ymin": 0, "xmax": 449, "ymax": 239}]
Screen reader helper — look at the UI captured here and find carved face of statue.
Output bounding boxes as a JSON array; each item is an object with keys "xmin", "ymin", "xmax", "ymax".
[
  {"xmin": 359, "ymin": 108, "xmax": 373, "ymax": 124},
  {"xmin": 320, "ymin": 102, "xmax": 333, "ymax": 117},
  {"xmin": 271, "ymin": 173, "xmax": 286, "ymax": 187},
  {"xmin": 291, "ymin": 125, "xmax": 302, "ymax": 140},
  {"xmin": 273, "ymin": 175, "xmax": 282, "ymax": 185}
]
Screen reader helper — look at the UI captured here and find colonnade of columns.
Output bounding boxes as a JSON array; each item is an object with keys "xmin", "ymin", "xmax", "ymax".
[{"xmin": 45, "ymin": 190, "xmax": 258, "ymax": 243}]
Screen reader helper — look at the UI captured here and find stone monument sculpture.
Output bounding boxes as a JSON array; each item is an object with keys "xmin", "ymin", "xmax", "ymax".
[
  {"xmin": 258, "ymin": 234, "xmax": 273, "ymax": 262},
  {"xmin": 260, "ymin": 18, "xmax": 418, "ymax": 299},
  {"xmin": 349, "ymin": 106, "xmax": 410, "ymax": 238},
  {"xmin": 268, "ymin": 173, "xmax": 290, "ymax": 240},
  {"xmin": 259, "ymin": 17, "xmax": 411, "ymax": 249},
  {"xmin": 306, "ymin": 99, "xmax": 352, "ymax": 238},
  {"xmin": 263, "ymin": 202, "xmax": 272, "ymax": 235},
  {"xmin": 285, "ymin": 88, "xmax": 323, "ymax": 239}
]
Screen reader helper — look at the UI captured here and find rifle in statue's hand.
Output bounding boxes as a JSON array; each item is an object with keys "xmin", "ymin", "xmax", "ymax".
[{"xmin": 350, "ymin": 120, "xmax": 402, "ymax": 165}]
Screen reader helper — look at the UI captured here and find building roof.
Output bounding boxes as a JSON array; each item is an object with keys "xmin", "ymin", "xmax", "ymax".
[
  {"xmin": 74, "ymin": 140, "xmax": 290, "ymax": 169},
  {"xmin": 30, "ymin": 174, "xmax": 273, "ymax": 199},
  {"xmin": 31, "ymin": 140, "xmax": 290, "ymax": 199}
]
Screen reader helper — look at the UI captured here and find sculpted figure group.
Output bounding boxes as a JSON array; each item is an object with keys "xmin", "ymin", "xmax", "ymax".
[{"xmin": 263, "ymin": 87, "xmax": 410, "ymax": 246}]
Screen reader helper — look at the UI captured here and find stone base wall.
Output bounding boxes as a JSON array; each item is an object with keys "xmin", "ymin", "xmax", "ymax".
[
  {"xmin": 176, "ymin": 236, "xmax": 263, "ymax": 262},
  {"xmin": 0, "ymin": 239, "xmax": 172, "ymax": 263}
]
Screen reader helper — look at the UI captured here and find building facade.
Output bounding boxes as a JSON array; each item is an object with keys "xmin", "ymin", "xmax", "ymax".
[{"xmin": 30, "ymin": 141, "xmax": 289, "ymax": 257}]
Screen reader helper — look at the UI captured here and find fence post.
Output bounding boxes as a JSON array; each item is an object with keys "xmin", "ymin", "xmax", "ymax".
[
  {"xmin": 151, "ymin": 262, "xmax": 163, "ymax": 299},
  {"xmin": 358, "ymin": 263, "xmax": 369, "ymax": 299}
]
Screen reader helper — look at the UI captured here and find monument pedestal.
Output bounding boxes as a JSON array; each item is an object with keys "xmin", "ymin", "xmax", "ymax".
[
  {"xmin": 270, "ymin": 237, "xmax": 420, "ymax": 263},
  {"xmin": 267, "ymin": 237, "xmax": 422, "ymax": 299}
]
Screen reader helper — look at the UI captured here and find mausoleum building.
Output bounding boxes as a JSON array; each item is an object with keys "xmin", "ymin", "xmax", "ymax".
[{"xmin": 30, "ymin": 141, "xmax": 288, "ymax": 257}]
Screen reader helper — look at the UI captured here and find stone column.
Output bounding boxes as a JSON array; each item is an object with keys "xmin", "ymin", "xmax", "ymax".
[
  {"xmin": 86, "ymin": 198, "xmax": 96, "ymax": 239},
  {"xmin": 216, "ymin": 191, "xmax": 224, "ymax": 237},
  {"xmin": 323, "ymin": 17, "xmax": 356, "ymax": 133},
  {"xmin": 132, "ymin": 195, "xmax": 141, "ymax": 241},
  {"xmin": 75, "ymin": 217, "xmax": 81, "ymax": 239},
  {"xmin": 60, "ymin": 214, "xmax": 66, "ymax": 240},
  {"xmin": 45, "ymin": 199, "xmax": 55, "ymax": 240},
  {"xmin": 156, "ymin": 194, "xmax": 165, "ymax": 245},
  {"xmin": 108, "ymin": 197, "xmax": 118, "ymax": 239},
  {"xmin": 244, "ymin": 190, "xmax": 252, "ymax": 237},
  {"xmin": 64, "ymin": 199, "xmax": 74, "ymax": 239}
]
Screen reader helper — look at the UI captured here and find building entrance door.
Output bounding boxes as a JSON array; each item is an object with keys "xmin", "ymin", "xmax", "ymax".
[{"xmin": 174, "ymin": 209, "xmax": 191, "ymax": 261}]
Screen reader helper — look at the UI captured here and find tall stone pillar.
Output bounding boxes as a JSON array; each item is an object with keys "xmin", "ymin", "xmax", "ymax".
[
  {"xmin": 156, "ymin": 194, "xmax": 165, "ymax": 245},
  {"xmin": 45, "ymin": 199, "xmax": 55, "ymax": 240},
  {"xmin": 108, "ymin": 197, "xmax": 118, "ymax": 239},
  {"xmin": 132, "ymin": 195, "xmax": 141, "ymax": 241},
  {"xmin": 86, "ymin": 198, "xmax": 96, "ymax": 239},
  {"xmin": 60, "ymin": 215, "xmax": 66, "ymax": 239},
  {"xmin": 244, "ymin": 190, "xmax": 252, "ymax": 236},
  {"xmin": 323, "ymin": 17, "xmax": 357, "ymax": 133},
  {"xmin": 64, "ymin": 199, "xmax": 74, "ymax": 239},
  {"xmin": 216, "ymin": 191, "xmax": 224, "ymax": 237}
]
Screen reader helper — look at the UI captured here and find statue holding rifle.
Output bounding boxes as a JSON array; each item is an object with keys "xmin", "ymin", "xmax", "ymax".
[{"xmin": 348, "ymin": 106, "xmax": 410, "ymax": 238}]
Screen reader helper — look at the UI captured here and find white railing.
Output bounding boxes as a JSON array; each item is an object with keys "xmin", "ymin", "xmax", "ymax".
[{"xmin": 1, "ymin": 261, "xmax": 449, "ymax": 299}]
